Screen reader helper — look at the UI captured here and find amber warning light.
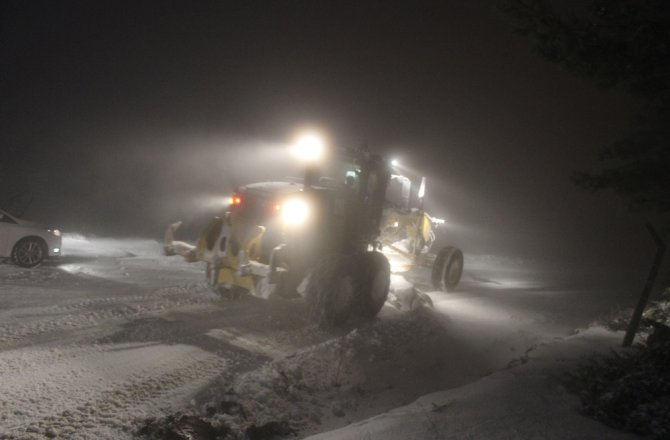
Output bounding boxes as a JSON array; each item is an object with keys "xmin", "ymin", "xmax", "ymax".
[{"xmin": 231, "ymin": 195, "xmax": 242, "ymax": 206}]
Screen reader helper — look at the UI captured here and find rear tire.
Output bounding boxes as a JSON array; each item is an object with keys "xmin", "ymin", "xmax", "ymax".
[
  {"xmin": 431, "ymin": 246, "xmax": 463, "ymax": 292},
  {"xmin": 357, "ymin": 252, "xmax": 391, "ymax": 318},
  {"xmin": 12, "ymin": 237, "xmax": 47, "ymax": 268}
]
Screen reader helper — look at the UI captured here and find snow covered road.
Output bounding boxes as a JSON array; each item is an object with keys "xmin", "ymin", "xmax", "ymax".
[
  {"xmin": 0, "ymin": 235, "xmax": 642, "ymax": 439},
  {"xmin": 0, "ymin": 236, "xmax": 323, "ymax": 439}
]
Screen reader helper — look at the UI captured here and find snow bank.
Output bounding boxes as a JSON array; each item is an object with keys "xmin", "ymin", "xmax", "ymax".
[{"xmin": 306, "ymin": 328, "xmax": 640, "ymax": 440}]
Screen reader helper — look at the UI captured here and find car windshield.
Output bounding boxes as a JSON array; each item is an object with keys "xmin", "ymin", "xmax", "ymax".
[
  {"xmin": 0, "ymin": 207, "xmax": 20, "ymax": 218},
  {"xmin": 0, "ymin": 196, "xmax": 32, "ymax": 218}
]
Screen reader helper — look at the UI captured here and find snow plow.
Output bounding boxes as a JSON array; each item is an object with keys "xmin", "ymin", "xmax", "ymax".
[{"xmin": 166, "ymin": 133, "xmax": 463, "ymax": 326}]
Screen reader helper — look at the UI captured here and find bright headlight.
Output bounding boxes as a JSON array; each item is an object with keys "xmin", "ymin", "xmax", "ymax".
[
  {"xmin": 292, "ymin": 132, "xmax": 324, "ymax": 162},
  {"xmin": 282, "ymin": 198, "xmax": 310, "ymax": 225},
  {"xmin": 49, "ymin": 229, "xmax": 61, "ymax": 237}
]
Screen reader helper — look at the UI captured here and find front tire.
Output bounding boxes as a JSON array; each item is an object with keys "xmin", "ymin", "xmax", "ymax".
[
  {"xmin": 12, "ymin": 237, "xmax": 47, "ymax": 268},
  {"xmin": 306, "ymin": 255, "xmax": 357, "ymax": 328},
  {"xmin": 357, "ymin": 252, "xmax": 391, "ymax": 318},
  {"xmin": 431, "ymin": 246, "xmax": 463, "ymax": 292}
]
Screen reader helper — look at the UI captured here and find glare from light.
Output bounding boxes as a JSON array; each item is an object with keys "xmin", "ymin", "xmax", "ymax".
[
  {"xmin": 391, "ymin": 159, "xmax": 399, "ymax": 167},
  {"xmin": 292, "ymin": 132, "xmax": 324, "ymax": 162},
  {"xmin": 427, "ymin": 214, "xmax": 445, "ymax": 225},
  {"xmin": 282, "ymin": 198, "xmax": 310, "ymax": 225},
  {"xmin": 195, "ymin": 195, "xmax": 234, "ymax": 210},
  {"xmin": 389, "ymin": 260, "xmax": 411, "ymax": 273},
  {"xmin": 418, "ymin": 176, "xmax": 426, "ymax": 199},
  {"xmin": 53, "ymin": 248, "xmax": 60, "ymax": 253}
]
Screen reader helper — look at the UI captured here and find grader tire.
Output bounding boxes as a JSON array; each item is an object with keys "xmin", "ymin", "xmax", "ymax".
[
  {"xmin": 357, "ymin": 252, "xmax": 391, "ymax": 318},
  {"xmin": 306, "ymin": 255, "xmax": 358, "ymax": 328},
  {"xmin": 431, "ymin": 246, "xmax": 464, "ymax": 292}
]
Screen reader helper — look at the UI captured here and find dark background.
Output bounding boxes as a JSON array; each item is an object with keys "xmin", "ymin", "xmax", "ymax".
[{"xmin": 0, "ymin": 1, "xmax": 653, "ymax": 272}]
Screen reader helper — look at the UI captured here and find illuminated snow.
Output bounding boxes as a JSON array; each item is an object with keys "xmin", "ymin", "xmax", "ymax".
[{"xmin": 0, "ymin": 236, "xmax": 640, "ymax": 439}]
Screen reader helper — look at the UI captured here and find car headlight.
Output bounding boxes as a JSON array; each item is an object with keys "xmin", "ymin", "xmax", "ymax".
[
  {"xmin": 48, "ymin": 229, "xmax": 61, "ymax": 237},
  {"xmin": 281, "ymin": 198, "xmax": 310, "ymax": 226}
]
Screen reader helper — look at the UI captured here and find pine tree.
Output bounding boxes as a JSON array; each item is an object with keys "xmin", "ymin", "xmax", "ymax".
[{"xmin": 501, "ymin": 0, "xmax": 670, "ymax": 215}]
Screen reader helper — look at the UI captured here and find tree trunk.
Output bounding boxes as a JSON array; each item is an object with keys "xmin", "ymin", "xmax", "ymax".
[{"xmin": 623, "ymin": 224, "xmax": 666, "ymax": 347}]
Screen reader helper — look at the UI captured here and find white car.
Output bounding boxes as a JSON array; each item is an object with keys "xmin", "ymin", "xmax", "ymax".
[{"xmin": 0, "ymin": 208, "xmax": 62, "ymax": 268}]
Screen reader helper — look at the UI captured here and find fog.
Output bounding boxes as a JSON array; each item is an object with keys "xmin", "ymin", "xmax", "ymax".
[
  {"xmin": 2, "ymin": 125, "xmax": 655, "ymax": 284},
  {"xmin": 1, "ymin": 0, "xmax": 661, "ymax": 285},
  {"xmin": 2, "ymin": 132, "xmax": 304, "ymax": 238}
]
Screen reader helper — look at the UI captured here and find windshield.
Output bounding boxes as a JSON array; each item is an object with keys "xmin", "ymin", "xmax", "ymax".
[
  {"xmin": 0, "ymin": 207, "xmax": 20, "ymax": 219},
  {"xmin": 0, "ymin": 194, "xmax": 33, "ymax": 218},
  {"xmin": 311, "ymin": 151, "xmax": 361, "ymax": 189}
]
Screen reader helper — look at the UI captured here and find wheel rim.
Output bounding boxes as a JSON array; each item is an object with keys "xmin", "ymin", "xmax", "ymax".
[{"xmin": 17, "ymin": 241, "xmax": 44, "ymax": 266}]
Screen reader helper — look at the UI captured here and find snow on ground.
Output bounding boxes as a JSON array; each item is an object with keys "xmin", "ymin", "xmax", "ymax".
[
  {"xmin": 184, "ymin": 254, "xmax": 643, "ymax": 438},
  {"xmin": 1, "ymin": 343, "xmax": 225, "ymax": 438},
  {"xmin": 0, "ymin": 235, "xmax": 227, "ymax": 439},
  {"xmin": 306, "ymin": 328, "xmax": 640, "ymax": 440},
  {"xmin": 0, "ymin": 235, "xmax": 644, "ymax": 439}
]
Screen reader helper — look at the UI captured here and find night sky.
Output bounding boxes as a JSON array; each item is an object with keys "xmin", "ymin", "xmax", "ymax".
[{"xmin": 0, "ymin": 1, "xmax": 652, "ymax": 271}]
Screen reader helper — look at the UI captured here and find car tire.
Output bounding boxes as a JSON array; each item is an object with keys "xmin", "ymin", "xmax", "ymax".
[{"xmin": 12, "ymin": 237, "xmax": 47, "ymax": 268}]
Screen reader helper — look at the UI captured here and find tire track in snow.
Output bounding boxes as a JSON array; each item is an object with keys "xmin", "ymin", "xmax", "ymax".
[
  {"xmin": 0, "ymin": 283, "xmax": 215, "ymax": 349},
  {"xmin": 0, "ymin": 343, "xmax": 227, "ymax": 440}
]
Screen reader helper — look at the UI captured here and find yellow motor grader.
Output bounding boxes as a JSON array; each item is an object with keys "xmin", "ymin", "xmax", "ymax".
[{"xmin": 166, "ymin": 134, "xmax": 463, "ymax": 326}]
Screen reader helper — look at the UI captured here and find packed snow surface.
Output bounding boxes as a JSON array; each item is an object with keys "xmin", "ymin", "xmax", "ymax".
[
  {"xmin": 306, "ymin": 328, "xmax": 639, "ymax": 440},
  {"xmin": 0, "ymin": 234, "xmax": 644, "ymax": 439}
]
